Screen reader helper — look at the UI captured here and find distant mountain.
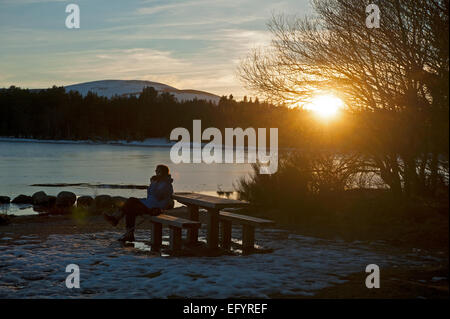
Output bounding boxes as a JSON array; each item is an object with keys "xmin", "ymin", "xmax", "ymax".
[{"xmin": 62, "ymin": 80, "xmax": 221, "ymax": 103}]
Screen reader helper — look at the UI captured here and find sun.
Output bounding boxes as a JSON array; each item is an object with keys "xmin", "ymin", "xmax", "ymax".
[{"xmin": 304, "ymin": 94, "xmax": 344, "ymax": 119}]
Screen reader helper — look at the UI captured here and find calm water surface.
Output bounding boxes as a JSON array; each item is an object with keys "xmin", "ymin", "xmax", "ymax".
[{"xmin": 0, "ymin": 140, "xmax": 253, "ymax": 214}]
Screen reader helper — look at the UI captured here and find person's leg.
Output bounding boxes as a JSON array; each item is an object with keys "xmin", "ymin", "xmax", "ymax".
[
  {"xmin": 118, "ymin": 198, "xmax": 150, "ymax": 241},
  {"xmin": 104, "ymin": 197, "xmax": 138, "ymax": 226},
  {"xmin": 122, "ymin": 197, "xmax": 149, "ymax": 226}
]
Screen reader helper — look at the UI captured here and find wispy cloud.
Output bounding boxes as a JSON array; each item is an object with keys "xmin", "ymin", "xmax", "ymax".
[
  {"xmin": 0, "ymin": 46, "xmax": 253, "ymax": 97},
  {"xmin": 137, "ymin": 0, "xmax": 210, "ymax": 15},
  {"xmin": 0, "ymin": 0, "xmax": 311, "ymax": 98},
  {"xmin": 1, "ymin": 0, "xmax": 65, "ymax": 4}
]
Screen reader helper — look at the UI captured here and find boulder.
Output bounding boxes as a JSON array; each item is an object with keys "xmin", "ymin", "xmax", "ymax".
[
  {"xmin": 33, "ymin": 195, "xmax": 57, "ymax": 214},
  {"xmin": 32, "ymin": 191, "xmax": 49, "ymax": 206},
  {"xmin": 87, "ymin": 195, "xmax": 115, "ymax": 215},
  {"xmin": 0, "ymin": 196, "xmax": 10, "ymax": 204},
  {"xmin": 56, "ymin": 191, "xmax": 77, "ymax": 207},
  {"xmin": 112, "ymin": 196, "xmax": 127, "ymax": 208},
  {"xmin": 11, "ymin": 195, "xmax": 33, "ymax": 204},
  {"xmin": 94, "ymin": 195, "xmax": 114, "ymax": 210},
  {"xmin": 77, "ymin": 196, "xmax": 94, "ymax": 207}
]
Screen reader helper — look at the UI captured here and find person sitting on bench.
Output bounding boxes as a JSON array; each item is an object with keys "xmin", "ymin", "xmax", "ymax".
[{"xmin": 104, "ymin": 164, "xmax": 174, "ymax": 242}]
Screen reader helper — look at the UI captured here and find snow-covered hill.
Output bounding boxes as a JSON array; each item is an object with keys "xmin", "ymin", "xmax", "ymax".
[{"xmin": 63, "ymin": 80, "xmax": 220, "ymax": 103}]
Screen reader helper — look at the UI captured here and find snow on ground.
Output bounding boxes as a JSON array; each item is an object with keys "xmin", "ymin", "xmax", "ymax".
[{"xmin": 0, "ymin": 227, "xmax": 444, "ymax": 298}]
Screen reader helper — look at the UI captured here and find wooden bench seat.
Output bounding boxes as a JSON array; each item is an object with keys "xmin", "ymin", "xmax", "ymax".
[
  {"xmin": 219, "ymin": 211, "xmax": 275, "ymax": 252},
  {"xmin": 149, "ymin": 213, "xmax": 201, "ymax": 251}
]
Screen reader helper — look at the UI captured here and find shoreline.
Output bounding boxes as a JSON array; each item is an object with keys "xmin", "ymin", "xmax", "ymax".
[
  {"xmin": 0, "ymin": 136, "xmax": 297, "ymax": 151},
  {"xmin": 0, "ymin": 136, "xmax": 174, "ymax": 148}
]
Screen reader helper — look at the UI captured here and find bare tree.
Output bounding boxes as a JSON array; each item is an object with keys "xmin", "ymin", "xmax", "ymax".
[{"xmin": 239, "ymin": 0, "xmax": 449, "ymax": 197}]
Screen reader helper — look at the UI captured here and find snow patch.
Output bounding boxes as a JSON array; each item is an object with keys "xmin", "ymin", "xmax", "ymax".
[
  {"xmin": 63, "ymin": 80, "xmax": 221, "ymax": 104},
  {"xmin": 0, "ymin": 228, "xmax": 440, "ymax": 298}
]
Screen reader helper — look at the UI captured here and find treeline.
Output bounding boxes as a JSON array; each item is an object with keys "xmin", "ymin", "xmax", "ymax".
[{"xmin": 0, "ymin": 85, "xmax": 343, "ymax": 148}]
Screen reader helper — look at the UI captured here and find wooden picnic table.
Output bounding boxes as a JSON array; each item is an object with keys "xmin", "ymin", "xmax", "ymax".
[{"xmin": 172, "ymin": 192, "xmax": 249, "ymax": 249}]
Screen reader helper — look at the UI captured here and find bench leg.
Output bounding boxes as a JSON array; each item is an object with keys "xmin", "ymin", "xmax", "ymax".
[
  {"xmin": 151, "ymin": 222, "xmax": 162, "ymax": 250},
  {"xmin": 207, "ymin": 209, "xmax": 219, "ymax": 249},
  {"xmin": 169, "ymin": 227, "xmax": 182, "ymax": 251},
  {"xmin": 220, "ymin": 220, "xmax": 232, "ymax": 249},
  {"xmin": 242, "ymin": 225, "xmax": 255, "ymax": 252},
  {"xmin": 187, "ymin": 205, "xmax": 199, "ymax": 244}
]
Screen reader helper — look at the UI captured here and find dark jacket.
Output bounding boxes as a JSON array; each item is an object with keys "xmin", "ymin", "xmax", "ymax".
[{"xmin": 140, "ymin": 175, "xmax": 174, "ymax": 209}]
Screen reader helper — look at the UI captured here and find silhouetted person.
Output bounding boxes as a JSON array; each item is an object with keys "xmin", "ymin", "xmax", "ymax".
[{"xmin": 104, "ymin": 164, "xmax": 174, "ymax": 242}]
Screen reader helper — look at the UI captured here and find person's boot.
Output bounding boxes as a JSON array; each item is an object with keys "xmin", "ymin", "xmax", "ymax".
[
  {"xmin": 117, "ymin": 228, "xmax": 135, "ymax": 242},
  {"xmin": 103, "ymin": 208, "xmax": 123, "ymax": 227},
  {"xmin": 103, "ymin": 213, "xmax": 119, "ymax": 227}
]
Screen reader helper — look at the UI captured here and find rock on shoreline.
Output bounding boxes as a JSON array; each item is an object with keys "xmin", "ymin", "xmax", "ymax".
[
  {"xmin": 2, "ymin": 191, "xmax": 130, "ymax": 218},
  {"xmin": 12, "ymin": 194, "xmax": 33, "ymax": 204},
  {"xmin": 56, "ymin": 191, "xmax": 77, "ymax": 207},
  {"xmin": 32, "ymin": 191, "xmax": 47, "ymax": 204},
  {"xmin": 0, "ymin": 196, "xmax": 10, "ymax": 204},
  {"xmin": 76, "ymin": 196, "xmax": 94, "ymax": 208}
]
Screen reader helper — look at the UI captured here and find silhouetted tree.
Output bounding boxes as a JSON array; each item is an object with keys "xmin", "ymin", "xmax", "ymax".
[{"xmin": 239, "ymin": 0, "xmax": 449, "ymax": 197}]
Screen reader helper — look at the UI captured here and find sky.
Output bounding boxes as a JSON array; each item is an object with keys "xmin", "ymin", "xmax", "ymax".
[{"xmin": 0, "ymin": 0, "xmax": 312, "ymax": 98}]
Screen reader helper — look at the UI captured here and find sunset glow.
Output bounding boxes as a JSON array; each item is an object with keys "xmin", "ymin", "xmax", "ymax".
[{"xmin": 304, "ymin": 95, "xmax": 344, "ymax": 119}]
